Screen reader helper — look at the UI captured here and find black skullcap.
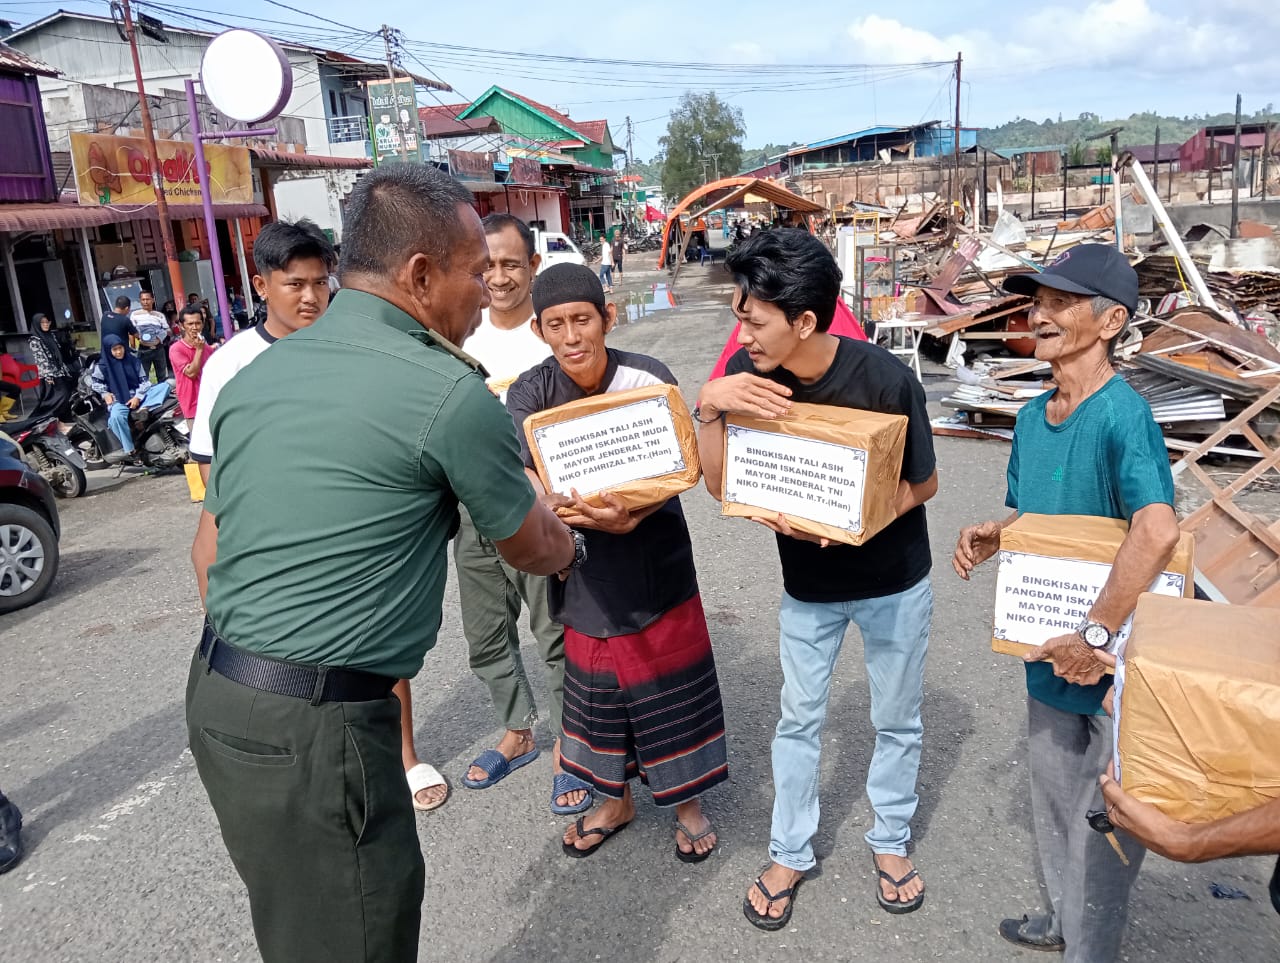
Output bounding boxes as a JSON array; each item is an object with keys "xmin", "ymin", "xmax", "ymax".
[{"xmin": 532, "ymin": 262, "xmax": 607, "ymax": 319}]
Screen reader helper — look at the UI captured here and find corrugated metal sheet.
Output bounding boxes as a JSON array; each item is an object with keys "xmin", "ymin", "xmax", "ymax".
[
  {"xmin": 0, "ymin": 41, "xmax": 59, "ymax": 77},
  {"xmin": 249, "ymin": 148, "xmax": 370, "ymax": 171},
  {"xmin": 0, "ymin": 195, "xmax": 269, "ymax": 232}
]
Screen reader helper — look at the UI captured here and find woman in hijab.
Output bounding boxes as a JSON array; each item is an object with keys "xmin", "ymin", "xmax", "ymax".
[
  {"xmin": 27, "ymin": 313, "xmax": 75, "ymax": 418},
  {"xmin": 89, "ymin": 334, "xmax": 171, "ymax": 462}
]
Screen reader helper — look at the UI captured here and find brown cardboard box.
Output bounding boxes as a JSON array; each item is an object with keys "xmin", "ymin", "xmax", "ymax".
[
  {"xmin": 1117, "ymin": 593, "xmax": 1280, "ymax": 822},
  {"xmin": 721, "ymin": 402, "xmax": 908, "ymax": 546},
  {"xmin": 991, "ymin": 514, "xmax": 1195, "ymax": 664},
  {"xmin": 522, "ymin": 383, "xmax": 701, "ymax": 511}
]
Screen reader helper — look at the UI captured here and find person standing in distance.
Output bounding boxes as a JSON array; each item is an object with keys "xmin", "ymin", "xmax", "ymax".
[
  {"xmin": 187, "ymin": 165, "xmax": 580, "ymax": 963},
  {"xmin": 454, "ymin": 213, "xmax": 592, "ymax": 816},
  {"xmin": 131, "ymin": 291, "xmax": 170, "ymax": 382}
]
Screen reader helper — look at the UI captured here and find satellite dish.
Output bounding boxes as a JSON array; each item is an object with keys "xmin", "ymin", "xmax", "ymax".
[{"xmin": 200, "ymin": 29, "xmax": 293, "ymax": 124}]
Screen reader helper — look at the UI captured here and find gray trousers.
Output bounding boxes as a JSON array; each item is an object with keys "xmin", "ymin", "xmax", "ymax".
[
  {"xmin": 1028, "ymin": 695, "xmax": 1146, "ymax": 963},
  {"xmin": 453, "ymin": 506, "xmax": 565, "ymax": 737}
]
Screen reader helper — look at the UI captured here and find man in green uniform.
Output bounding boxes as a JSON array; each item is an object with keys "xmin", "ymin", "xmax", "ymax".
[{"xmin": 187, "ymin": 164, "xmax": 581, "ymax": 963}]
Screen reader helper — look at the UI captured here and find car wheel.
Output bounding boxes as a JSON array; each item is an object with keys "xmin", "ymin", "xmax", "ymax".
[{"xmin": 0, "ymin": 504, "xmax": 59, "ymax": 614}]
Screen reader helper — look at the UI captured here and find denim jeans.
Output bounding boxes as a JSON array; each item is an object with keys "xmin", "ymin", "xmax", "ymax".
[
  {"xmin": 107, "ymin": 381, "xmax": 171, "ymax": 453},
  {"xmin": 598, "ymin": 265, "xmax": 613, "ymax": 288},
  {"xmin": 769, "ymin": 576, "xmax": 932, "ymax": 871}
]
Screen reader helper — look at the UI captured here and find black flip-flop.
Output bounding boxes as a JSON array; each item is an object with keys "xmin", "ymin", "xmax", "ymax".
[
  {"xmin": 742, "ymin": 871, "xmax": 803, "ymax": 931},
  {"xmin": 873, "ymin": 855, "xmax": 925, "ymax": 914},
  {"xmin": 561, "ymin": 816, "xmax": 631, "ymax": 859},
  {"xmin": 674, "ymin": 819, "xmax": 717, "ymax": 864}
]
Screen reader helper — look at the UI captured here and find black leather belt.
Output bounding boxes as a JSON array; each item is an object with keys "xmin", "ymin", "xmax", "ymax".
[{"xmin": 199, "ymin": 622, "xmax": 396, "ymax": 705}]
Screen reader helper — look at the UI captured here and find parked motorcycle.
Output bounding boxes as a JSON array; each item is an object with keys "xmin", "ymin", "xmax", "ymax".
[
  {"xmin": 67, "ymin": 359, "xmax": 188, "ymax": 471},
  {"xmin": 0, "ymin": 386, "xmax": 88, "ymax": 498}
]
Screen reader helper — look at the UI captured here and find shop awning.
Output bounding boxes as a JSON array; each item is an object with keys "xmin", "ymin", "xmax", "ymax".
[
  {"xmin": 0, "ymin": 195, "xmax": 269, "ymax": 233},
  {"xmin": 249, "ymin": 148, "xmax": 371, "ymax": 171}
]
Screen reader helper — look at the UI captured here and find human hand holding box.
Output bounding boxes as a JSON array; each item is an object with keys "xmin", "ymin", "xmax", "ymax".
[
  {"xmin": 720, "ymin": 402, "xmax": 907, "ymax": 547},
  {"xmin": 1116, "ymin": 593, "xmax": 1280, "ymax": 823},
  {"xmin": 521, "ymin": 383, "xmax": 701, "ymax": 511},
  {"xmin": 990, "ymin": 513, "xmax": 1195, "ymax": 669}
]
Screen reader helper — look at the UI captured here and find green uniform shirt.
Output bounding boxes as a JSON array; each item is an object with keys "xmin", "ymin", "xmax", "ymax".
[{"xmin": 203, "ymin": 290, "xmax": 535, "ymax": 679}]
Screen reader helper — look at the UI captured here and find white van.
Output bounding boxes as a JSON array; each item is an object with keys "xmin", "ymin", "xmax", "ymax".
[{"xmin": 532, "ymin": 229, "xmax": 586, "ymax": 271}]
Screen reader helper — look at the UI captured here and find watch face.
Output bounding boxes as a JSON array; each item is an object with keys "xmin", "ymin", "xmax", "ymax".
[{"xmin": 1083, "ymin": 623, "xmax": 1110, "ymax": 648}]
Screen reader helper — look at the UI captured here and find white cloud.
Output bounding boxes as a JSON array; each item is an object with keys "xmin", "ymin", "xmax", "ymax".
[{"xmin": 846, "ymin": 0, "xmax": 1269, "ymax": 79}]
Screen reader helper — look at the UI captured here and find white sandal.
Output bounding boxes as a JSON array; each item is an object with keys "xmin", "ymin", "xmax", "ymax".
[{"xmin": 406, "ymin": 763, "xmax": 449, "ymax": 812}]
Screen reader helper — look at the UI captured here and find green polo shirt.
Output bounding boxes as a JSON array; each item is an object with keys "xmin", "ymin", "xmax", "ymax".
[{"xmin": 203, "ymin": 289, "xmax": 535, "ymax": 679}]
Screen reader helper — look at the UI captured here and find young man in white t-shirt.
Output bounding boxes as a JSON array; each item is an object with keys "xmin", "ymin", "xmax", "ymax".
[{"xmin": 454, "ymin": 213, "xmax": 594, "ymax": 816}]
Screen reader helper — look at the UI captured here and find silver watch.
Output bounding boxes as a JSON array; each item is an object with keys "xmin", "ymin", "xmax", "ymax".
[
  {"xmin": 568, "ymin": 529, "xmax": 587, "ymax": 570},
  {"xmin": 1077, "ymin": 618, "xmax": 1113, "ymax": 650}
]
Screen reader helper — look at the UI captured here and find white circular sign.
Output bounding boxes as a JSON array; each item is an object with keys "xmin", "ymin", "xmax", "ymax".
[{"xmin": 200, "ymin": 29, "xmax": 293, "ymax": 124}]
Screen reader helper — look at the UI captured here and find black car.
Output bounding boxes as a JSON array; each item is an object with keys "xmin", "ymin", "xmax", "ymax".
[{"xmin": 0, "ymin": 431, "xmax": 60, "ymax": 614}]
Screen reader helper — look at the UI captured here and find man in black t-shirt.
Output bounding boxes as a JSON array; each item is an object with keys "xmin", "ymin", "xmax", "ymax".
[
  {"xmin": 696, "ymin": 230, "xmax": 938, "ymax": 931},
  {"xmin": 100, "ymin": 295, "xmax": 137, "ymax": 344}
]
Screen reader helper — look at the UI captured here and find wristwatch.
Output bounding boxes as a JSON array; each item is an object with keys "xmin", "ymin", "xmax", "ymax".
[
  {"xmin": 568, "ymin": 529, "xmax": 587, "ymax": 570},
  {"xmin": 1076, "ymin": 618, "xmax": 1114, "ymax": 650}
]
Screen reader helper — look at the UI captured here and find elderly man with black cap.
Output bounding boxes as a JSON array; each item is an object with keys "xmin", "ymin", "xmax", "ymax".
[
  {"xmin": 952, "ymin": 244, "xmax": 1181, "ymax": 961},
  {"xmin": 505, "ymin": 263, "xmax": 729, "ymax": 862}
]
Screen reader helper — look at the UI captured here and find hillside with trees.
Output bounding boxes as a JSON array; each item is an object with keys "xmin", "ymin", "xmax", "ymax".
[{"xmin": 978, "ymin": 108, "xmax": 1275, "ymax": 150}]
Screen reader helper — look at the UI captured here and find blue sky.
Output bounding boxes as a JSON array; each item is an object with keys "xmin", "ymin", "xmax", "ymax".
[{"xmin": 5, "ymin": 0, "xmax": 1275, "ymax": 157}]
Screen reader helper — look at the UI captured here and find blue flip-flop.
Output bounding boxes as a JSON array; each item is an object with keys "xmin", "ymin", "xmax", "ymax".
[
  {"xmin": 463, "ymin": 747, "xmax": 540, "ymax": 789},
  {"xmin": 550, "ymin": 772, "xmax": 595, "ymax": 815}
]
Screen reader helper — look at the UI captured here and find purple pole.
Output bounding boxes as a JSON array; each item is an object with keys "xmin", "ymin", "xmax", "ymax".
[{"xmin": 186, "ymin": 78, "xmax": 235, "ymax": 341}]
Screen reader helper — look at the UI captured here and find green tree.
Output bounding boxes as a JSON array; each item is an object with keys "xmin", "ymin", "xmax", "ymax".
[{"xmin": 659, "ymin": 91, "xmax": 746, "ymax": 201}]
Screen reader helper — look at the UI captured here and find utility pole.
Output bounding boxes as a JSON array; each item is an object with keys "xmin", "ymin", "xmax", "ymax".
[
  {"xmin": 952, "ymin": 51, "xmax": 962, "ymax": 211},
  {"xmin": 1153, "ymin": 125, "xmax": 1161, "ymax": 199},
  {"xmin": 1263, "ymin": 120, "xmax": 1271, "ymax": 202},
  {"xmin": 381, "ymin": 25, "xmax": 409, "ymax": 162},
  {"xmin": 700, "ymin": 159, "xmax": 711, "ymax": 184},
  {"xmin": 704, "ymin": 151, "xmax": 721, "ymax": 181},
  {"xmin": 120, "ymin": 0, "xmax": 184, "ymax": 306},
  {"xmin": 1230, "ymin": 93, "xmax": 1242, "ymax": 238}
]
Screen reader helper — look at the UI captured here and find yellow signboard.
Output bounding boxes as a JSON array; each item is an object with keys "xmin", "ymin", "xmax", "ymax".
[{"xmin": 70, "ymin": 132, "xmax": 252, "ymax": 207}]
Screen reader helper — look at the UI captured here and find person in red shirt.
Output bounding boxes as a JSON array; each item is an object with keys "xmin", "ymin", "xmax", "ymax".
[{"xmin": 169, "ymin": 305, "xmax": 215, "ymax": 420}]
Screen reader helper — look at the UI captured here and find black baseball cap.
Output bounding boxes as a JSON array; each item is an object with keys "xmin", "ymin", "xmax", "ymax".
[{"xmin": 1004, "ymin": 243, "xmax": 1138, "ymax": 313}]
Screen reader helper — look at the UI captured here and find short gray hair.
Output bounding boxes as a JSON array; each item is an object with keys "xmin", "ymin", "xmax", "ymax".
[
  {"xmin": 339, "ymin": 165, "xmax": 473, "ymax": 278},
  {"xmin": 1091, "ymin": 295, "xmax": 1132, "ymax": 357}
]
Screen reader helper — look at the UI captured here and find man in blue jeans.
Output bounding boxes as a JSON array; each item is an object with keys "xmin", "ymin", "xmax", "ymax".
[{"xmin": 695, "ymin": 229, "xmax": 938, "ymax": 930}]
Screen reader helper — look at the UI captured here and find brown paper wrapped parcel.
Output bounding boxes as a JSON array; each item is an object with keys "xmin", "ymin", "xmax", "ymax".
[
  {"xmin": 991, "ymin": 514, "xmax": 1195, "ymax": 666},
  {"xmin": 1117, "ymin": 593, "xmax": 1280, "ymax": 822},
  {"xmin": 521, "ymin": 383, "xmax": 701, "ymax": 511},
  {"xmin": 721, "ymin": 402, "xmax": 908, "ymax": 547}
]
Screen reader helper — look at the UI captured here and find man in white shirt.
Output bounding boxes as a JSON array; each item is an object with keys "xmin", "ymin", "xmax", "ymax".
[
  {"xmin": 455, "ymin": 213, "xmax": 594, "ymax": 816},
  {"xmin": 131, "ymin": 291, "xmax": 171, "ymax": 382},
  {"xmin": 188, "ymin": 219, "xmax": 333, "ymax": 485}
]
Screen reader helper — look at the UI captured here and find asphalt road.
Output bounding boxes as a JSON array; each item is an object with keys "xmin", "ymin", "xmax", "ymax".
[{"xmin": 2, "ymin": 262, "xmax": 1277, "ymax": 963}]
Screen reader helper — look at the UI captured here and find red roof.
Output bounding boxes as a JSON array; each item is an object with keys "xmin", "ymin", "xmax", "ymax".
[
  {"xmin": 498, "ymin": 89, "xmax": 609, "ymax": 146},
  {"xmin": 418, "ymin": 103, "xmax": 472, "ymax": 122}
]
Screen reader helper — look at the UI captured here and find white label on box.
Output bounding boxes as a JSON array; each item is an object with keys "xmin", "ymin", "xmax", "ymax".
[
  {"xmin": 723, "ymin": 425, "xmax": 868, "ymax": 533},
  {"xmin": 993, "ymin": 551, "xmax": 1185, "ymax": 651},
  {"xmin": 532, "ymin": 396, "xmax": 686, "ymax": 496}
]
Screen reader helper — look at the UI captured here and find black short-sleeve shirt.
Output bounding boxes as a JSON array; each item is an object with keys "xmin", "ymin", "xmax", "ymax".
[
  {"xmin": 507, "ymin": 348, "xmax": 698, "ymax": 637},
  {"xmin": 725, "ymin": 336, "xmax": 936, "ymax": 602}
]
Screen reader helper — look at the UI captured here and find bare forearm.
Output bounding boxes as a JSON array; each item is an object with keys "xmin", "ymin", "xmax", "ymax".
[
  {"xmin": 191, "ymin": 510, "xmax": 218, "ymax": 605},
  {"xmin": 697, "ymin": 419, "xmax": 726, "ymax": 499},
  {"xmin": 894, "ymin": 470, "xmax": 939, "ymax": 517},
  {"xmin": 494, "ymin": 501, "xmax": 575, "ymax": 575},
  {"xmin": 1089, "ymin": 504, "xmax": 1179, "ymax": 631},
  {"xmin": 1181, "ymin": 797, "xmax": 1280, "ymax": 862}
]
